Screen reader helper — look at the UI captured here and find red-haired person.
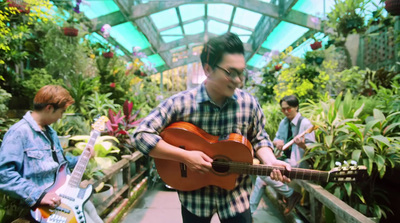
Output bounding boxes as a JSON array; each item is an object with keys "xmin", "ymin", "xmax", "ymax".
[{"xmin": 0, "ymin": 85, "xmax": 103, "ymax": 223}]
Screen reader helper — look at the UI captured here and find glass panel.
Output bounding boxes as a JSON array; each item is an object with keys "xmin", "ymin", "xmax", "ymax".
[
  {"xmin": 230, "ymin": 26, "xmax": 252, "ymax": 35},
  {"xmin": 179, "ymin": 4, "xmax": 204, "ymax": 22},
  {"xmin": 207, "ymin": 4, "xmax": 233, "ymax": 21},
  {"xmin": 161, "ymin": 27, "xmax": 183, "ymax": 35},
  {"xmin": 233, "ymin": 8, "xmax": 262, "ymax": 29},
  {"xmin": 183, "ymin": 20, "xmax": 204, "ymax": 35},
  {"xmin": 161, "ymin": 27, "xmax": 184, "ymax": 43},
  {"xmin": 162, "ymin": 36, "xmax": 184, "ymax": 43},
  {"xmin": 110, "ymin": 22, "xmax": 151, "ymax": 52},
  {"xmin": 150, "ymin": 8, "xmax": 179, "ymax": 30},
  {"xmin": 208, "ymin": 20, "xmax": 229, "ymax": 35},
  {"xmin": 79, "ymin": 1, "xmax": 120, "ymax": 19},
  {"xmin": 247, "ymin": 54, "xmax": 268, "ymax": 69},
  {"xmin": 238, "ymin": 36, "xmax": 250, "ymax": 43},
  {"xmin": 261, "ymin": 21, "xmax": 309, "ymax": 52}
]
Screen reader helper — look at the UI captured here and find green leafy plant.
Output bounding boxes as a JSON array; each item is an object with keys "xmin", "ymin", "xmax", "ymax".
[
  {"xmin": 301, "ymin": 91, "xmax": 400, "ymax": 219},
  {"xmin": 69, "ymin": 135, "xmax": 120, "ymax": 180},
  {"xmin": 64, "ymin": 73, "xmax": 99, "ymax": 114},
  {"xmin": 261, "ymin": 103, "xmax": 284, "ymax": 138},
  {"xmin": 326, "ymin": 0, "xmax": 371, "ymax": 37},
  {"xmin": 82, "ymin": 92, "xmax": 121, "ymax": 122}
]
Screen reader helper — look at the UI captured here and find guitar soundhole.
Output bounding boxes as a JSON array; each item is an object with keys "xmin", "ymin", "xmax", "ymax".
[{"xmin": 212, "ymin": 158, "xmax": 230, "ymax": 175}]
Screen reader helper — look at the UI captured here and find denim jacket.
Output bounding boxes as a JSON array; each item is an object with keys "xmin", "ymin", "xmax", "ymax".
[{"xmin": 0, "ymin": 111, "xmax": 78, "ymax": 207}]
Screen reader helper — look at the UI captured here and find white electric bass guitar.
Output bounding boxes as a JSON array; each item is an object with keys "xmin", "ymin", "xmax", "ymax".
[{"xmin": 31, "ymin": 116, "xmax": 108, "ymax": 223}]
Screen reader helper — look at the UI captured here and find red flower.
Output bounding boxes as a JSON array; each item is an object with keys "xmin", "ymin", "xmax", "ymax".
[
  {"xmin": 275, "ymin": 65, "xmax": 282, "ymax": 71},
  {"xmin": 110, "ymin": 82, "xmax": 116, "ymax": 88}
]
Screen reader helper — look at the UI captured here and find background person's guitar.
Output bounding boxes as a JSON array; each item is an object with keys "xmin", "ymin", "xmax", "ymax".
[
  {"xmin": 31, "ymin": 116, "xmax": 109, "ymax": 223},
  {"xmin": 155, "ymin": 122, "xmax": 367, "ymax": 191}
]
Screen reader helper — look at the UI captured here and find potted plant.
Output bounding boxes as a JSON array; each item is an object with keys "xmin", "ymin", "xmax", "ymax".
[
  {"xmin": 61, "ymin": 2, "xmax": 89, "ymax": 37},
  {"xmin": 6, "ymin": 0, "xmax": 30, "ymax": 14},
  {"xmin": 326, "ymin": 0, "xmax": 370, "ymax": 38},
  {"xmin": 310, "ymin": 41, "xmax": 322, "ymax": 50},
  {"xmin": 69, "ymin": 135, "xmax": 120, "ymax": 180},
  {"xmin": 51, "ymin": 117, "xmax": 73, "ymax": 148},
  {"xmin": 106, "ymin": 99, "xmax": 143, "ymax": 156}
]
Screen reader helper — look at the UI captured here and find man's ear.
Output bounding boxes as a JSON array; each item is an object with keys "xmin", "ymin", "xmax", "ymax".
[
  {"xmin": 203, "ymin": 64, "xmax": 213, "ymax": 77},
  {"xmin": 45, "ymin": 104, "xmax": 54, "ymax": 112}
]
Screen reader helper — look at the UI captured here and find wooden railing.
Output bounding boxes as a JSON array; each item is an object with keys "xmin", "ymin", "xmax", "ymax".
[
  {"xmin": 81, "ymin": 150, "xmax": 149, "ymax": 216},
  {"xmin": 293, "ymin": 180, "xmax": 375, "ymax": 223}
]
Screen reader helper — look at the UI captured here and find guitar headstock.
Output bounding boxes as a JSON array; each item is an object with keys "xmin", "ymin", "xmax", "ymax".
[
  {"xmin": 328, "ymin": 162, "xmax": 368, "ymax": 182},
  {"xmin": 306, "ymin": 125, "xmax": 319, "ymax": 134},
  {"xmin": 91, "ymin": 116, "xmax": 109, "ymax": 132}
]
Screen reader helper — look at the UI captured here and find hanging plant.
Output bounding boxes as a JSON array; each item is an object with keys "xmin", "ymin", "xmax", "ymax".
[
  {"xmin": 274, "ymin": 64, "xmax": 282, "ymax": 71},
  {"xmin": 385, "ymin": 0, "xmax": 400, "ymax": 16},
  {"xmin": 103, "ymin": 51, "xmax": 114, "ymax": 58},
  {"xmin": 63, "ymin": 27, "xmax": 79, "ymax": 37},
  {"xmin": 7, "ymin": 0, "xmax": 30, "ymax": 14},
  {"xmin": 310, "ymin": 41, "xmax": 322, "ymax": 50}
]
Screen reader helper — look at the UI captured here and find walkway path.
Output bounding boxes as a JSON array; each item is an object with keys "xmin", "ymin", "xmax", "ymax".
[{"xmin": 121, "ymin": 182, "xmax": 289, "ymax": 223}]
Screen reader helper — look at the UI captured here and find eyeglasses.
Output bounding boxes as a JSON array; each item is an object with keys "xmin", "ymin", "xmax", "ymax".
[
  {"xmin": 215, "ymin": 65, "xmax": 247, "ymax": 81},
  {"xmin": 281, "ymin": 107, "xmax": 293, "ymax": 112}
]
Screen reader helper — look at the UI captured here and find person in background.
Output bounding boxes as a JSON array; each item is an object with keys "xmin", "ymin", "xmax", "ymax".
[
  {"xmin": 132, "ymin": 33, "xmax": 291, "ymax": 223},
  {"xmin": 0, "ymin": 85, "xmax": 103, "ymax": 223},
  {"xmin": 250, "ymin": 95, "xmax": 316, "ymax": 215}
]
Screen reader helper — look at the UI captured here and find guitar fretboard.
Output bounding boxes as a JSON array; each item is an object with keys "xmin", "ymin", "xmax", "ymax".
[
  {"xmin": 213, "ymin": 161, "xmax": 330, "ymax": 182},
  {"xmin": 68, "ymin": 130, "xmax": 100, "ymax": 187}
]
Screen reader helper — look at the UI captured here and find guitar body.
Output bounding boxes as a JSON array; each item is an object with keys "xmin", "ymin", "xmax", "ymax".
[
  {"xmin": 156, "ymin": 122, "xmax": 254, "ymax": 191},
  {"xmin": 31, "ymin": 162, "xmax": 93, "ymax": 223},
  {"xmin": 156, "ymin": 122, "xmax": 368, "ymax": 191}
]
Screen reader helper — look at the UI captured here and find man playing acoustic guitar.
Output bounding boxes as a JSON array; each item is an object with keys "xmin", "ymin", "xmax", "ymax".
[
  {"xmin": 250, "ymin": 95, "xmax": 316, "ymax": 215},
  {"xmin": 0, "ymin": 85, "xmax": 103, "ymax": 223},
  {"xmin": 133, "ymin": 33, "xmax": 291, "ymax": 223}
]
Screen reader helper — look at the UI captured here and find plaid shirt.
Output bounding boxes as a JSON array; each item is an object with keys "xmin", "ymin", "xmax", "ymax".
[{"xmin": 133, "ymin": 83, "xmax": 273, "ymax": 219}]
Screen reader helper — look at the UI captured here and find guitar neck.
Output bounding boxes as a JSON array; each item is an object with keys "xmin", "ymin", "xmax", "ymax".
[
  {"xmin": 68, "ymin": 130, "xmax": 100, "ymax": 187},
  {"xmin": 215, "ymin": 161, "xmax": 330, "ymax": 182}
]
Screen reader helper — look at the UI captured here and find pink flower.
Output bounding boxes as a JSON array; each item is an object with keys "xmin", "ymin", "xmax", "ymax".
[{"xmin": 110, "ymin": 82, "xmax": 116, "ymax": 88}]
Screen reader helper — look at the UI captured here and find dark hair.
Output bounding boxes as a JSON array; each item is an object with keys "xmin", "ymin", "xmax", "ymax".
[
  {"xmin": 33, "ymin": 85, "xmax": 74, "ymax": 111},
  {"xmin": 280, "ymin": 95, "xmax": 299, "ymax": 111},
  {"xmin": 200, "ymin": 32, "xmax": 244, "ymax": 69}
]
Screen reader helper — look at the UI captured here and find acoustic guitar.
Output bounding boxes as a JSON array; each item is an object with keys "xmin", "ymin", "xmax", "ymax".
[
  {"xmin": 155, "ymin": 122, "xmax": 367, "ymax": 191},
  {"xmin": 31, "ymin": 116, "xmax": 109, "ymax": 223}
]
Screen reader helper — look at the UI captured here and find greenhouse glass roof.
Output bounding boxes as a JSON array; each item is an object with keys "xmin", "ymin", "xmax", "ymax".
[{"xmin": 52, "ymin": 0, "xmax": 383, "ymax": 72}]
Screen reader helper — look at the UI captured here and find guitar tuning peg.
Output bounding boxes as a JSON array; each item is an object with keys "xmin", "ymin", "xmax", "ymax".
[
  {"xmin": 335, "ymin": 162, "xmax": 342, "ymax": 167},
  {"xmin": 350, "ymin": 160, "xmax": 358, "ymax": 167},
  {"xmin": 343, "ymin": 160, "xmax": 349, "ymax": 167}
]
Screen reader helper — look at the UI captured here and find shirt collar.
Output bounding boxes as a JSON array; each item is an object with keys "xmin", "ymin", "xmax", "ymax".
[
  {"xmin": 290, "ymin": 112, "xmax": 302, "ymax": 126},
  {"xmin": 195, "ymin": 82, "xmax": 238, "ymax": 105},
  {"xmin": 23, "ymin": 111, "xmax": 53, "ymax": 133}
]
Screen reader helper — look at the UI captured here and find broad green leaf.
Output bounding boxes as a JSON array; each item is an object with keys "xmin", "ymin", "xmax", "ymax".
[
  {"xmin": 353, "ymin": 103, "xmax": 364, "ymax": 118},
  {"xmin": 346, "ymin": 123, "xmax": 363, "ymax": 140},
  {"xmin": 363, "ymin": 145, "xmax": 375, "ymax": 160},
  {"xmin": 364, "ymin": 119, "xmax": 381, "ymax": 138},
  {"xmin": 373, "ymin": 109, "xmax": 385, "ymax": 121},
  {"xmin": 371, "ymin": 135, "xmax": 391, "ymax": 147},
  {"xmin": 375, "ymin": 155, "xmax": 385, "ymax": 173},
  {"xmin": 383, "ymin": 122, "xmax": 400, "ymax": 135},
  {"xmin": 344, "ymin": 182, "xmax": 352, "ymax": 197},
  {"xmin": 325, "ymin": 135, "xmax": 333, "ymax": 148},
  {"xmin": 351, "ymin": 150, "xmax": 362, "ymax": 163},
  {"xmin": 342, "ymin": 90, "xmax": 353, "ymax": 118},
  {"xmin": 70, "ymin": 135, "xmax": 90, "ymax": 142}
]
